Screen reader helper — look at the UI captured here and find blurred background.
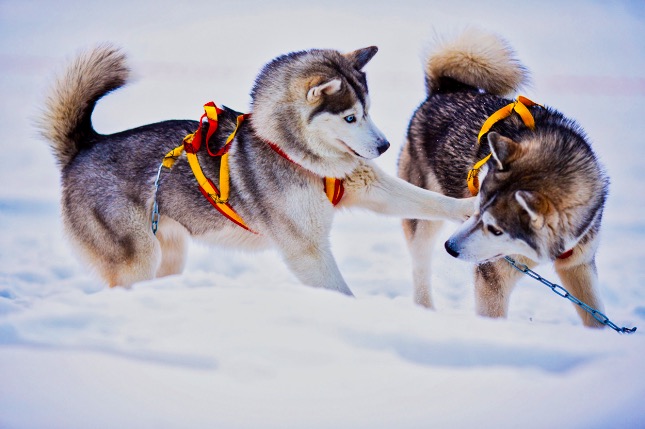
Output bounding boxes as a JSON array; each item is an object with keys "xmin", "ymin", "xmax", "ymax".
[{"xmin": 0, "ymin": 2, "xmax": 644, "ymax": 427}]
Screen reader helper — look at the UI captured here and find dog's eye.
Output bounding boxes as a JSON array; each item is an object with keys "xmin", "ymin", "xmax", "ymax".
[
  {"xmin": 487, "ymin": 225, "xmax": 503, "ymax": 236},
  {"xmin": 344, "ymin": 115, "xmax": 356, "ymax": 124}
]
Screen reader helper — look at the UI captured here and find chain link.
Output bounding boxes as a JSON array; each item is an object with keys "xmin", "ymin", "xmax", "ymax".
[
  {"xmin": 151, "ymin": 162, "xmax": 164, "ymax": 235},
  {"xmin": 504, "ymin": 256, "xmax": 637, "ymax": 334}
]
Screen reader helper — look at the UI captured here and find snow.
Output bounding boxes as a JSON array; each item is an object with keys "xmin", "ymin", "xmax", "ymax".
[{"xmin": 1, "ymin": 1, "xmax": 644, "ymax": 428}]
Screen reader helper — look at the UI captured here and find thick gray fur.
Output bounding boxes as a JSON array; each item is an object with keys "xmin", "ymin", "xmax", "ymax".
[
  {"xmin": 398, "ymin": 29, "xmax": 608, "ymax": 327},
  {"xmin": 38, "ymin": 43, "xmax": 473, "ymax": 293}
]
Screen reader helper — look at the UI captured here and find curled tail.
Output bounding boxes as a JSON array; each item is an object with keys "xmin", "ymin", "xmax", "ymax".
[
  {"xmin": 38, "ymin": 44, "xmax": 129, "ymax": 168},
  {"xmin": 424, "ymin": 28, "xmax": 529, "ymax": 97}
]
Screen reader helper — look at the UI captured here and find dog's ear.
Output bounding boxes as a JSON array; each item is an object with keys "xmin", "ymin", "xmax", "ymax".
[
  {"xmin": 306, "ymin": 78, "xmax": 342, "ymax": 103},
  {"xmin": 515, "ymin": 190, "xmax": 548, "ymax": 229},
  {"xmin": 344, "ymin": 46, "xmax": 378, "ymax": 70},
  {"xmin": 488, "ymin": 132, "xmax": 520, "ymax": 170}
]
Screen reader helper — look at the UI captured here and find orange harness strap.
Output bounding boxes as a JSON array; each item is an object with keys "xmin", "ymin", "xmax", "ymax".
[
  {"xmin": 324, "ymin": 177, "xmax": 345, "ymax": 206},
  {"xmin": 467, "ymin": 96, "xmax": 541, "ymax": 196},
  {"xmin": 161, "ymin": 103, "xmax": 254, "ymax": 232},
  {"xmin": 464, "ymin": 97, "xmax": 574, "ymax": 259}
]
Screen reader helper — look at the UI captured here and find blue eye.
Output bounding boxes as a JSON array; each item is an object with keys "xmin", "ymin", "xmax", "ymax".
[{"xmin": 344, "ymin": 115, "xmax": 356, "ymax": 123}]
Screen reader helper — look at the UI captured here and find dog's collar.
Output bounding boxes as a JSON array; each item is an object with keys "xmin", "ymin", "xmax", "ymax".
[
  {"xmin": 557, "ymin": 248, "xmax": 574, "ymax": 260},
  {"xmin": 266, "ymin": 140, "xmax": 297, "ymax": 164},
  {"xmin": 262, "ymin": 137, "xmax": 345, "ymax": 207},
  {"xmin": 467, "ymin": 96, "xmax": 542, "ymax": 196}
]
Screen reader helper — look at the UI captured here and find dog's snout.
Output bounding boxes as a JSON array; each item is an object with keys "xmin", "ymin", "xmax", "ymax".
[
  {"xmin": 377, "ymin": 140, "xmax": 390, "ymax": 155},
  {"xmin": 444, "ymin": 240, "xmax": 460, "ymax": 258}
]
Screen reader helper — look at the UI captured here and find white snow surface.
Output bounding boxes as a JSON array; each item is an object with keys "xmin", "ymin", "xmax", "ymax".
[{"xmin": 1, "ymin": 1, "xmax": 645, "ymax": 428}]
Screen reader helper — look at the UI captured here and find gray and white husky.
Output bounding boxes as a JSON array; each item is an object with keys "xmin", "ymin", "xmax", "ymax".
[
  {"xmin": 398, "ymin": 29, "xmax": 608, "ymax": 327},
  {"xmin": 39, "ymin": 44, "xmax": 473, "ymax": 295}
]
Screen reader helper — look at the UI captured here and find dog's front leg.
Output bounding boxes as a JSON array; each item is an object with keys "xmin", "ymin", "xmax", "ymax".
[
  {"xmin": 555, "ymin": 257, "xmax": 605, "ymax": 328},
  {"xmin": 343, "ymin": 162, "xmax": 474, "ymax": 222},
  {"xmin": 474, "ymin": 257, "xmax": 533, "ymax": 319},
  {"xmin": 268, "ymin": 208, "xmax": 353, "ymax": 296},
  {"xmin": 278, "ymin": 241, "xmax": 353, "ymax": 296}
]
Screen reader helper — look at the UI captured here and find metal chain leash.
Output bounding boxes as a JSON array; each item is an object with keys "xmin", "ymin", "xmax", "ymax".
[
  {"xmin": 151, "ymin": 162, "xmax": 164, "ymax": 235},
  {"xmin": 504, "ymin": 256, "xmax": 637, "ymax": 334}
]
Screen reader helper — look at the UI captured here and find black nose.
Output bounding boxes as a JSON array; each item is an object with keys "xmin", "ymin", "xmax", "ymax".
[
  {"xmin": 444, "ymin": 240, "xmax": 460, "ymax": 258},
  {"xmin": 377, "ymin": 140, "xmax": 390, "ymax": 155}
]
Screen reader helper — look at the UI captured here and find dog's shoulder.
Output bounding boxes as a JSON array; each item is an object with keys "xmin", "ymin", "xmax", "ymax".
[{"xmin": 344, "ymin": 160, "xmax": 378, "ymax": 191}]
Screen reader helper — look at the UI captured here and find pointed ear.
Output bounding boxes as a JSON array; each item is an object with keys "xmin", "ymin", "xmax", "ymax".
[
  {"xmin": 306, "ymin": 78, "xmax": 342, "ymax": 103},
  {"xmin": 488, "ymin": 132, "xmax": 520, "ymax": 170},
  {"xmin": 344, "ymin": 46, "xmax": 378, "ymax": 70},
  {"xmin": 515, "ymin": 190, "xmax": 548, "ymax": 229}
]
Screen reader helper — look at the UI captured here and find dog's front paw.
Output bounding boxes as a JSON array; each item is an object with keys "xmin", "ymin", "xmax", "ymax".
[{"xmin": 454, "ymin": 196, "xmax": 476, "ymax": 221}]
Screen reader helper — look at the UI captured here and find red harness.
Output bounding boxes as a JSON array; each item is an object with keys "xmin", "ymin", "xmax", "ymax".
[
  {"xmin": 161, "ymin": 102, "xmax": 346, "ymax": 234},
  {"xmin": 557, "ymin": 249, "xmax": 574, "ymax": 260}
]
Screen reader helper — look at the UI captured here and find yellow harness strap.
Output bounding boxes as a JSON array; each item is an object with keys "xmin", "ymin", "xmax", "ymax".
[
  {"xmin": 162, "ymin": 104, "xmax": 253, "ymax": 232},
  {"xmin": 324, "ymin": 177, "xmax": 344, "ymax": 206},
  {"xmin": 467, "ymin": 96, "xmax": 541, "ymax": 196},
  {"xmin": 158, "ymin": 102, "xmax": 346, "ymax": 234}
]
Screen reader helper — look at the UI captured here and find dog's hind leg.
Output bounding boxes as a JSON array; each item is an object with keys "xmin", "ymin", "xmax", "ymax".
[
  {"xmin": 474, "ymin": 257, "xmax": 535, "ymax": 319},
  {"xmin": 555, "ymin": 258, "xmax": 605, "ymax": 328},
  {"xmin": 154, "ymin": 216, "xmax": 189, "ymax": 278},
  {"xmin": 102, "ymin": 227, "xmax": 161, "ymax": 288},
  {"xmin": 81, "ymin": 231, "xmax": 161, "ymax": 288},
  {"xmin": 63, "ymin": 205, "xmax": 161, "ymax": 288},
  {"xmin": 403, "ymin": 218, "xmax": 444, "ymax": 309}
]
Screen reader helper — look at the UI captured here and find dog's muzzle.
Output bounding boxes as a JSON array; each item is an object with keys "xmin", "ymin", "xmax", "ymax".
[
  {"xmin": 444, "ymin": 239, "xmax": 460, "ymax": 258},
  {"xmin": 376, "ymin": 138, "xmax": 390, "ymax": 155}
]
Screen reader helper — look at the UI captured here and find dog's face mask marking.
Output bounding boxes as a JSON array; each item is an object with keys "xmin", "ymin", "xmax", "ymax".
[
  {"xmin": 306, "ymin": 89, "xmax": 389, "ymax": 159},
  {"xmin": 445, "ymin": 196, "xmax": 546, "ymax": 263},
  {"xmin": 304, "ymin": 47, "xmax": 390, "ymax": 159},
  {"xmin": 445, "ymin": 132, "xmax": 555, "ymax": 263}
]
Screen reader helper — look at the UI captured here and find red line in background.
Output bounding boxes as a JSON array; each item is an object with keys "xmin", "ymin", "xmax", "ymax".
[{"xmin": 541, "ymin": 75, "xmax": 645, "ymax": 97}]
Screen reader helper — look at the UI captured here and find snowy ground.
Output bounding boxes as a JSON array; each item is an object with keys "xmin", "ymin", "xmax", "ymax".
[{"xmin": 1, "ymin": 1, "xmax": 644, "ymax": 428}]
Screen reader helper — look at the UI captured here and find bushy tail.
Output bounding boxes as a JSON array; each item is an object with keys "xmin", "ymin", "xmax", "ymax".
[
  {"xmin": 38, "ymin": 44, "xmax": 129, "ymax": 169},
  {"xmin": 424, "ymin": 28, "xmax": 529, "ymax": 96}
]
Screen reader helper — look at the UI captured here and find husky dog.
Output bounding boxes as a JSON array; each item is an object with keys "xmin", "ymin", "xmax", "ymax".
[
  {"xmin": 398, "ymin": 29, "xmax": 608, "ymax": 327},
  {"xmin": 39, "ymin": 44, "xmax": 473, "ymax": 295}
]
